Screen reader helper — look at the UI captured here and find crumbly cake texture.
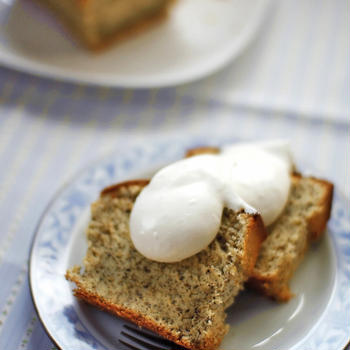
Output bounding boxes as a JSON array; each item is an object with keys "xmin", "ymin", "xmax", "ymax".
[
  {"xmin": 248, "ymin": 174, "xmax": 333, "ymax": 301},
  {"xmin": 32, "ymin": 0, "xmax": 175, "ymax": 50},
  {"xmin": 185, "ymin": 147, "xmax": 334, "ymax": 302},
  {"xmin": 66, "ymin": 180, "xmax": 266, "ymax": 350}
]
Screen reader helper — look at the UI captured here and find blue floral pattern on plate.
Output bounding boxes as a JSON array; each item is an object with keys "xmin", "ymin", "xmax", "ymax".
[{"xmin": 29, "ymin": 136, "xmax": 350, "ymax": 350}]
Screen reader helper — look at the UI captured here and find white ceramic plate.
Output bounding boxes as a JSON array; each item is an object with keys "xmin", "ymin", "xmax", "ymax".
[
  {"xmin": 29, "ymin": 137, "xmax": 350, "ymax": 350},
  {"xmin": 0, "ymin": 0, "xmax": 271, "ymax": 88}
]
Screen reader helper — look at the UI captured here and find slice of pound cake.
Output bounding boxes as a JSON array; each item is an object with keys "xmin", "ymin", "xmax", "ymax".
[
  {"xmin": 66, "ymin": 180, "xmax": 266, "ymax": 350},
  {"xmin": 33, "ymin": 0, "xmax": 175, "ymax": 50},
  {"xmin": 185, "ymin": 146, "xmax": 333, "ymax": 302},
  {"xmin": 248, "ymin": 174, "xmax": 333, "ymax": 301}
]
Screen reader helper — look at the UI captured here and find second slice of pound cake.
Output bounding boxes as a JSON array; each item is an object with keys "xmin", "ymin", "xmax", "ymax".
[
  {"xmin": 248, "ymin": 174, "xmax": 333, "ymax": 301},
  {"xmin": 66, "ymin": 180, "xmax": 266, "ymax": 350},
  {"xmin": 185, "ymin": 146, "xmax": 333, "ymax": 301}
]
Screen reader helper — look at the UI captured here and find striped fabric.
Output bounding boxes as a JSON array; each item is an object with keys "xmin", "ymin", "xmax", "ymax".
[{"xmin": 0, "ymin": 0, "xmax": 348, "ymax": 349}]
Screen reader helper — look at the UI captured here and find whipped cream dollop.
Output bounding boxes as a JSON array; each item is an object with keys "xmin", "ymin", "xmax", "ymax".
[{"xmin": 130, "ymin": 140, "xmax": 293, "ymax": 263}]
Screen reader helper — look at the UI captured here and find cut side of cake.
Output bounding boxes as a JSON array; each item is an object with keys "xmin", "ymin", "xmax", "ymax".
[
  {"xmin": 33, "ymin": 0, "xmax": 175, "ymax": 50},
  {"xmin": 248, "ymin": 175, "xmax": 333, "ymax": 301},
  {"xmin": 66, "ymin": 180, "xmax": 266, "ymax": 350},
  {"xmin": 185, "ymin": 147, "xmax": 334, "ymax": 302}
]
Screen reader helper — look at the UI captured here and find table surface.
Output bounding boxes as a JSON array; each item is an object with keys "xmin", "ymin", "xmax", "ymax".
[{"xmin": 0, "ymin": 0, "xmax": 348, "ymax": 349}]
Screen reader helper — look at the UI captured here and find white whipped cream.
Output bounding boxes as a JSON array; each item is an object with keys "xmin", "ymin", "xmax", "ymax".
[{"xmin": 130, "ymin": 140, "xmax": 293, "ymax": 263}]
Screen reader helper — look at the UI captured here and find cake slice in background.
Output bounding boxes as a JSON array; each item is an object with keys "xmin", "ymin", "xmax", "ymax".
[{"xmin": 33, "ymin": 0, "xmax": 175, "ymax": 50}]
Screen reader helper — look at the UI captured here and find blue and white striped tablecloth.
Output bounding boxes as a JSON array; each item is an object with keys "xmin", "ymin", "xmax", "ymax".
[{"xmin": 0, "ymin": 0, "xmax": 348, "ymax": 349}]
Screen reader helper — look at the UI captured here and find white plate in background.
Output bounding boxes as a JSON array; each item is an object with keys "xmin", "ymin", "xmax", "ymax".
[
  {"xmin": 29, "ymin": 136, "xmax": 350, "ymax": 350},
  {"xmin": 0, "ymin": 0, "xmax": 271, "ymax": 87}
]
